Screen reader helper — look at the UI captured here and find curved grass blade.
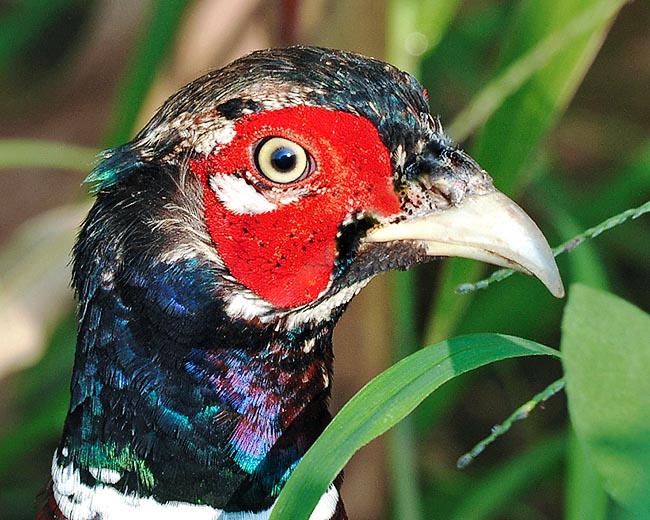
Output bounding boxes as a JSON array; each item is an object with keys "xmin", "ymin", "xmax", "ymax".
[
  {"xmin": 471, "ymin": 0, "xmax": 625, "ymax": 196},
  {"xmin": 424, "ymin": 0, "xmax": 626, "ymax": 350},
  {"xmin": 0, "ymin": 203, "xmax": 89, "ymax": 377},
  {"xmin": 0, "ymin": 0, "xmax": 79, "ymax": 74},
  {"xmin": 0, "ymin": 139, "xmax": 98, "ymax": 172},
  {"xmin": 448, "ymin": 0, "xmax": 624, "ymax": 143},
  {"xmin": 269, "ymin": 333, "xmax": 560, "ymax": 520},
  {"xmin": 104, "ymin": 0, "xmax": 189, "ymax": 146},
  {"xmin": 385, "ymin": 4, "xmax": 462, "ymax": 515},
  {"xmin": 386, "ymin": 0, "xmax": 462, "ymax": 73}
]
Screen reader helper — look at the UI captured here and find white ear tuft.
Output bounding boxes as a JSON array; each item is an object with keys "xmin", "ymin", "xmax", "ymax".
[{"xmin": 209, "ymin": 174, "xmax": 277, "ymax": 214}]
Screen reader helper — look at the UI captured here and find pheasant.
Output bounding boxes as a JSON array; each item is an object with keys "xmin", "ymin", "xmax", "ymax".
[{"xmin": 39, "ymin": 46, "xmax": 563, "ymax": 520}]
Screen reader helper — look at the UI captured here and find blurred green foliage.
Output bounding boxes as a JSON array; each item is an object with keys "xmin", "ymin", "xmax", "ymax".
[{"xmin": 563, "ymin": 286, "xmax": 650, "ymax": 520}]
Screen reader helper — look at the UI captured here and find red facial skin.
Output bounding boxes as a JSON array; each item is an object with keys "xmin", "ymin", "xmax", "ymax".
[{"xmin": 191, "ymin": 106, "xmax": 401, "ymax": 308}]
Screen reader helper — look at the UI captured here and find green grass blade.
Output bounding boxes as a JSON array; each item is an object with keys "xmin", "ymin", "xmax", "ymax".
[
  {"xmin": 270, "ymin": 333, "xmax": 559, "ymax": 520},
  {"xmin": 384, "ymin": 5, "xmax": 461, "ymax": 515},
  {"xmin": 449, "ymin": 0, "xmax": 624, "ymax": 143},
  {"xmin": 471, "ymin": 0, "xmax": 626, "ymax": 195},
  {"xmin": 424, "ymin": 259, "xmax": 482, "ymax": 345},
  {"xmin": 0, "ymin": 316, "xmax": 75, "ymax": 515},
  {"xmin": 579, "ymin": 138, "xmax": 650, "ymax": 225},
  {"xmin": 387, "ymin": 271, "xmax": 423, "ymax": 520},
  {"xmin": 422, "ymin": 0, "xmax": 625, "ymax": 383},
  {"xmin": 386, "ymin": 0, "xmax": 462, "ymax": 72},
  {"xmin": 565, "ymin": 431, "xmax": 608, "ymax": 520},
  {"xmin": 104, "ymin": 0, "xmax": 189, "ymax": 147},
  {"xmin": 0, "ymin": 139, "xmax": 98, "ymax": 172},
  {"xmin": 0, "ymin": 0, "xmax": 78, "ymax": 74}
]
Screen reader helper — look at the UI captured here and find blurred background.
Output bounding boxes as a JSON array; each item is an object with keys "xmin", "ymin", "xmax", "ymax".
[{"xmin": 0, "ymin": 1, "xmax": 648, "ymax": 518}]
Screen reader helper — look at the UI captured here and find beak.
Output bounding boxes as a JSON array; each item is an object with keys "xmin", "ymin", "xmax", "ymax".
[{"xmin": 365, "ymin": 190, "xmax": 564, "ymax": 298}]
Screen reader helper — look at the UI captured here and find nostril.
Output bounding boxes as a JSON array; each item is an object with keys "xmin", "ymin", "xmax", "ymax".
[
  {"xmin": 402, "ymin": 139, "xmax": 478, "ymax": 191},
  {"xmin": 403, "ymin": 155, "xmax": 437, "ymax": 180},
  {"xmin": 425, "ymin": 138, "xmax": 446, "ymax": 157},
  {"xmin": 447, "ymin": 148, "xmax": 482, "ymax": 172}
]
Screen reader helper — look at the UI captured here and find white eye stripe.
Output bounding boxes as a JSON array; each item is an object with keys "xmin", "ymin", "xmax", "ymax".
[
  {"xmin": 254, "ymin": 137, "xmax": 311, "ymax": 183},
  {"xmin": 209, "ymin": 174, "xmax": 277, "ymax": 214}
]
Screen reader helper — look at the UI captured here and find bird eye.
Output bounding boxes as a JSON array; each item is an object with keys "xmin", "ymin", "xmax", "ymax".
[{"xmin": 253, "ymin": 137, "xmax": 311, "ymax": 184}]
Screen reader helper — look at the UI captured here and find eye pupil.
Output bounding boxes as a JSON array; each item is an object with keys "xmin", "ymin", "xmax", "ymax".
[
  {"xmin": 254, "ymin": 137, "xmax": 311, "ymax": 184},
  {"xmin": 271, "ymin": 147, "xmax": 296, "ymax": 172}
]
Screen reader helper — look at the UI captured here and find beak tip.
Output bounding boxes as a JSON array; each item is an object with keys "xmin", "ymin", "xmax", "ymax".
[
  {"xmin": 551, "ymin": 277, "xmax": 565, "ymax": 299},
  {"xmin": 544, "ymin": 274, "xmax": 565, "ymax": 299},
  {"xmin": 365, "ymin": 190, "xmax": 566, "ymax": 298}
]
